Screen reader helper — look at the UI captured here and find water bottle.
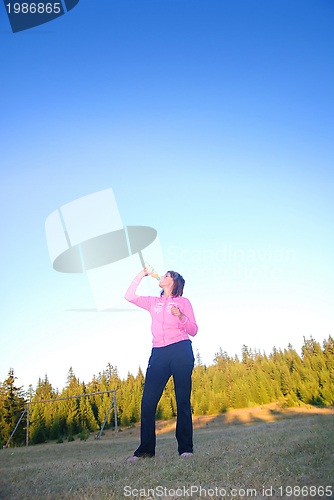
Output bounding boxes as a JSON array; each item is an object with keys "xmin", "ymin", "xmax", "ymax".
[{"xmin": 144, "ymin": 263, "xmax": 160, "ymax": 281}]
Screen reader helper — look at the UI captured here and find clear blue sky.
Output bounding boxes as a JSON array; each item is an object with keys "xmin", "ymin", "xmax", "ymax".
[{"xmin": 1, "ymin": 0, "xmax": 333, "ymax": 391}]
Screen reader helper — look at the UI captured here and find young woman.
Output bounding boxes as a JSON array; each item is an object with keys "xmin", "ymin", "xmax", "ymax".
[{"xmin": 124, "ymin": 268, "xmax": 198, "ymax": 461}]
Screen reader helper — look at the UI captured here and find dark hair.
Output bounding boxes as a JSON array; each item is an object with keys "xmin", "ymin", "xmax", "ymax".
[{"xmin": 160, "ymin": 270, "xmax": 185, "ymax": 297}]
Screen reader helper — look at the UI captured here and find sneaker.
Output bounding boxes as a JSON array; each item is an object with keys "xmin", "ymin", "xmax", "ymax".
[
  {"xmin": 126, "ymin": 455, "xmax": 140, "ymax": 462},
  {"xmin": 180, "ymin": 452, "xmax": 193, "ymax": 457}
]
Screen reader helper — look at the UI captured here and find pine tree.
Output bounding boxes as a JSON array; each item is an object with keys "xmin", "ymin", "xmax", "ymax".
[
  {"xmin": 80, "ymin": 395, "xmax": 98, "ymax": 432},
  {"xmin": 62, "ymin": 367, "xmax": 80, "ymax": 435},
  {"xmin": 241, "ymin": 345, "xmax": 254, "ymax": 370},
  {"xmin": 0, "ymin": 369, "xmax": 26, "ymax": 447},
  {"xmin": 29, "ymin": 375, "xmax": 56, "ymax": 441}
]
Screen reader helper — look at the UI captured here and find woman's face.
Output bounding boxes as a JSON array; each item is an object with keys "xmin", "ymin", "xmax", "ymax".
[{"xmin": 159, "ymin": 272, "xmax": 174, "ymax": 287}]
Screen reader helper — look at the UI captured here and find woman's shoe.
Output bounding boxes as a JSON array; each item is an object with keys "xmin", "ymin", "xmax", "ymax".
[
  {"xmin": 180, "ymin": 452, "xmax": 193, "ymax": 457},
  {"xmin": 126, "ymin": 455, "xmax": 140, "ymax": 462}
]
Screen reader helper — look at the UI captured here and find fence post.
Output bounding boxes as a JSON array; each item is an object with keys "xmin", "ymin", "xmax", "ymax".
[
  {"xmin": 26, "ymin": 404, "xmax": 29, "ymax": 446},
  {"xmin": 114, "ymin": 392, "xmax": 118, "ymax": 437}
]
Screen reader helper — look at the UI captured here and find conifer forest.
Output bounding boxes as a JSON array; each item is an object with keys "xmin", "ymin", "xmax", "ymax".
[{"xmin": 1, "ymin": 336, "xmax": 333, "ymax": 448}]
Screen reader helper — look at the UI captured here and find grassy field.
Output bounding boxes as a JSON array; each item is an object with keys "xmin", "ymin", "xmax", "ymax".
[{"xmin": 1, "ymin": 404, "xmax": 333, "ymax": 500}]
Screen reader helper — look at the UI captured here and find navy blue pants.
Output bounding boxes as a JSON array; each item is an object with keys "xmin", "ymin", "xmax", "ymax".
[{"xmin": 134, "ymin": 340, "xmax": 195, "ymax": 457}]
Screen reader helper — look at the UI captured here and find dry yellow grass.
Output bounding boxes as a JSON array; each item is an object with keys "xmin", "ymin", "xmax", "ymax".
[
  {"xmin": 0, "ymin": 404, "xmax": 333, "ymax": 500},
  {"xmin": 155, "ymin": 402, "xmax": 334, "ymax": 435}
]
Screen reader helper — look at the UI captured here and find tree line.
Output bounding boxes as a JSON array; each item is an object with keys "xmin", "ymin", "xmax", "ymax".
[{"xmin": 1, "ymin": 335, "xmax": 333, "ymax": 448}]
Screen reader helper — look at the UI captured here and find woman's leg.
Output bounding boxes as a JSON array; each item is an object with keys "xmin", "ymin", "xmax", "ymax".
[
  {"xmin": 134, "ymin": 349, "xmax": 171, "ymax": 457},
  {"xmin": 170, "ymin": 341, "xmax": 195, "ymax": 455}
]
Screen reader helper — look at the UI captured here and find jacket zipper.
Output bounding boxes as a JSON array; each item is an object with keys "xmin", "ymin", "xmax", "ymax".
[{"xmin": 162, "ymin": 298, "xmax": 167, "ymax": 345}]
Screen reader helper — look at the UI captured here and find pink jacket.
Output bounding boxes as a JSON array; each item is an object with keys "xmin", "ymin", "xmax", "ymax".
[{"xmin": 125, "ymin": 278, "xmax": 198, "ymax": 348}]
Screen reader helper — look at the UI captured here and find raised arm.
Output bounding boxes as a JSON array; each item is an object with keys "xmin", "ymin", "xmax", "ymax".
[{"xmin": 124, "ymin": 269, "xmax": 152, "ymax": 310}]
